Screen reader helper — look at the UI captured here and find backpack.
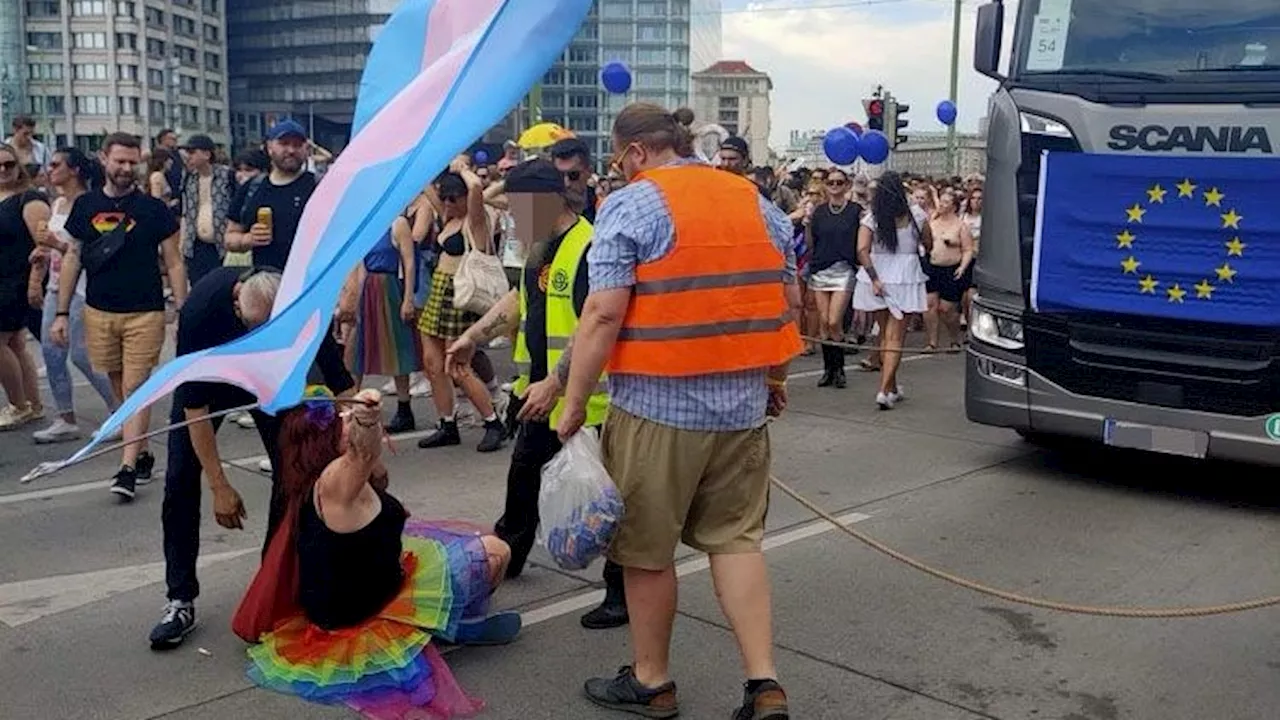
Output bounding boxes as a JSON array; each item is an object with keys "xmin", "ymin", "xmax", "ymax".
[{"xmin": 237, "ymin": 174, "xmax": 267, "ymax": 228}]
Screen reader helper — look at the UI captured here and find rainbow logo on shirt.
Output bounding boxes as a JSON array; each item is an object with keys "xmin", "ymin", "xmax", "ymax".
[{"xmin": 90, "ymin": 211, "xmax": 136, "ymax": 234}]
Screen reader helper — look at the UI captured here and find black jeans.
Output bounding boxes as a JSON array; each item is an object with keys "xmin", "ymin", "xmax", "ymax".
[
  {"xmin": 495, "ymin": 421, "xmax": 623, "ymax": 593},
  {"xmin": 185, "ymin": 242, "xmax": 223, "ymax": 289},
  {"xmin": 161, "ymin": 397, "xmax": 286, "ymax": 603}
]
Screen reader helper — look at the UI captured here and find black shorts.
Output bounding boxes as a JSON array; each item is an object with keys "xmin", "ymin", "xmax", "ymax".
[{"xmin": 925, "ymin": 262, "xmax": 972, "ymax": 304}]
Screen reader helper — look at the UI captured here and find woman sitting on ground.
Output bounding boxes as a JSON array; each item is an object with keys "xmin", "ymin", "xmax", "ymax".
[{"xmin": 239, "ymin": 387, "xmax": 521, "ymax": 719}]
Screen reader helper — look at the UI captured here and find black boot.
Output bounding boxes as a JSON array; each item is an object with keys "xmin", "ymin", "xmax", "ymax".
[
  {"xmin": 417, "ymin": 418, "xmax": 461, "ymax": 449},
  {"xmin": 385, "ymin": 402, "xmax": 415, "ymax": 434},
  {"xmin": 817, "ymin": 345, "xmax": 835, "ymax": 387},
  {"xmin": 834, "ymin": 362, "xmax": 847, "ymax": 389},
  {"xmin": 477, "ymin": 418, "xmax": 506, "ymax": 453},
  {"xmin": 581, "ymin": 560, "xmax": 629, "ymax": 629}
]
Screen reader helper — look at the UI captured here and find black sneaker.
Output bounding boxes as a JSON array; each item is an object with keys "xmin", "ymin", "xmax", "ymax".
[
  {"xmin": 417, "ymin": 419, "xmax": 460, "ymax": 449},
  {"xmin": 385, "ymin": 408, "xmax": 415, "ymax": 434},
  {"xmin": 477, "ymin": 418, "xmax": 505, "ymax": 453},
  {"xmin": 110, "ymin": 466, "xmax": 137, "ymax": 502},
  {"xmin": 134, "ymin": 451, "xmax": 156, "ymax": 485},
  {"xmin": 733, "ymin": 680, "xmax": 789, "ymax": 720},
  {"xmin": 149, "ymin": 600, "xmax": 197, "ymax": 650},
  {"xmin": 584, "ymin": 666, "xmax": 679, "ymax": 719}
]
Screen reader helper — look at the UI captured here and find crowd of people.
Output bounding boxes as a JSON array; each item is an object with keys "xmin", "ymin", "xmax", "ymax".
[{"xmin": 0, "ymin": 99, "xmax": 984, "ymax": 720}]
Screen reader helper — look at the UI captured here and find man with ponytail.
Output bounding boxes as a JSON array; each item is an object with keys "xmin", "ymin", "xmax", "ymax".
[{"xmin": 559, "ymin": 103, "xmax": 800, "ymax": 720}]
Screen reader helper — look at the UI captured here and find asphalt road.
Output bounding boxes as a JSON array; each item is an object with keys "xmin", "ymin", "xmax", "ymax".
[{"xmin": 1, "ymin": 338, "xmax": 1277, "ymax": 720}]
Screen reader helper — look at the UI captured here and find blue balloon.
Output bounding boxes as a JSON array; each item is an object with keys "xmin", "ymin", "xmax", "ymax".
[
  {"xmin": 936, "ymin": 100, "xmax": 958, "ymax": 126},
  {"xmin": 601, "ymin": 61, "xmax": 632, "ymax": 94},
  {"xmin": 859, "ymin": 129, "xmax": 890, "ymax": 164},
  {"xmin": 823, "ymin": 126, "xmax": 860, "ymax": 165},
  {"xmin": 473, "ymin": 149, "xmax": 489, "ymax": 165}
]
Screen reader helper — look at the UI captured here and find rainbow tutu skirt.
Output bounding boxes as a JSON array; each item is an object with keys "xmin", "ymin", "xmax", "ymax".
[{"xmin": 246, "ymin": 520, "xmax": 493, "ymax": 719}]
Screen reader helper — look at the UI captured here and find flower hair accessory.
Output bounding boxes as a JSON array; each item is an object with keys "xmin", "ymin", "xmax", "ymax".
[{"xmin": 301, "ymin": 385, "xmax": 336, "ymax": 428}]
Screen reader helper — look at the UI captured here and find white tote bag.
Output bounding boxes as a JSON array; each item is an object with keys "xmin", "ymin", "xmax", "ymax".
[{"xmin": 452, "ymin": 224, "xmax": 509, "ymax": 314}]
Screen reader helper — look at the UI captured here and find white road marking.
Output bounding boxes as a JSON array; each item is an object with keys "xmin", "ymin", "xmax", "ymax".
[
  {"xmin": 0, "ymin": 548, "xmax": 258, "ymax": 627},
  {"xmin": 5, "ymin": 356, "xmax": 944, "ymax": 504},
  {"xmin": 519, "ymin": 510, "xmax": 871, "ymax": 627}
]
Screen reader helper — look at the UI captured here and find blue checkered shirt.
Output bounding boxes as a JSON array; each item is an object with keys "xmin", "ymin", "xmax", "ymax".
[{"xmin": 587, "ymin": 158, "xmax": 798, "ymax": 432}]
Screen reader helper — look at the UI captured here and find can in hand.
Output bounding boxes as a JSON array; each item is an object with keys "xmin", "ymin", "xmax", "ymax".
[{"xmin": 256, "ymin": 206, "xmax": 272, "ymax": 230}]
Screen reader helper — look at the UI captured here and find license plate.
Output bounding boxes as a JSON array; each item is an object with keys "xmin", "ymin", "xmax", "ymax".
[{"xmin": 1103, "ymin": 419, "xmax": 1208, "ymax": 459}]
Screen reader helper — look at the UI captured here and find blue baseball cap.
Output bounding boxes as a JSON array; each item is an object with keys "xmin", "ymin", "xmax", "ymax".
[{"xmin": 265, "ymin": 119, "xmax": 307, "ymax": 141}]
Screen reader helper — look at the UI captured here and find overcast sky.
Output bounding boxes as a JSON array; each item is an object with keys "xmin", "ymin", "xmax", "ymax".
[{"xmin": 720, "ymin": 0, "xmax": 1019, "ymax": 148}]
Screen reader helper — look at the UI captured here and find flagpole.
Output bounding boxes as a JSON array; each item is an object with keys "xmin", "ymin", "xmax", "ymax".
[{"xmin": 946, "ymin": 0, "xmax": 962, "ymax": 175}]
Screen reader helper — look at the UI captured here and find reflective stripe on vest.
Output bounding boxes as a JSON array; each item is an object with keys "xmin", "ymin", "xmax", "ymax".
[
  {"xmin": 606, "ymin": 165, "xmax": 803, "ymax": 377},
  {"xmin": 513, "ymin": 217, "xmax": 609, "ymax": 428}
]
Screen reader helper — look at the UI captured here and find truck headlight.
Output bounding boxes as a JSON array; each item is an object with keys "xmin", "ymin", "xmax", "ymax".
[
  {"xmin": 1019, "ymin": 111, "xmax": 1073, "ymax": 139},
  {"xmin": 970, "ymin": 307, "xmax": 1024, "ymax": 351}
]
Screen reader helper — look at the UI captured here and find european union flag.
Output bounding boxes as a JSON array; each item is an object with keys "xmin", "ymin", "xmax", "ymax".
[{"xmin": 1031, "ymin": 152, "xmax": 1280, "ymax": 327}]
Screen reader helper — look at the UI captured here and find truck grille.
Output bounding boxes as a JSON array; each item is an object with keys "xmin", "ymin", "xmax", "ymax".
[
  {"xmin": 1024, "ymin": 312, "xmax": 1280, "ymax": 417},
  {"xmin": 1017, "ymin": 132, "xmax": 1080, "ymax": 293}
]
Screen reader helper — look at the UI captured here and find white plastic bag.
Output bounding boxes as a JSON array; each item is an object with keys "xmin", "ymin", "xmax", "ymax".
[{"xmin": 537, "ymin": 430, "xmax": 624, "ymax": 570}]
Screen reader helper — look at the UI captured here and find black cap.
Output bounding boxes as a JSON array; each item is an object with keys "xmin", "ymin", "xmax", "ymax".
[
  {"xmin": 549, "ymin": 137, "xmax": 591, "ymax": 162},
  {"xmin": 720, "ymin": 136, "xmax": 750, "ymax": 158},
  {"xmin": 503, "ymin": 158, "xmax": 566, "ymax": 195},
  {"xmin": 182, "ymin": 134, "xmax": 216, "ymax": 152}
]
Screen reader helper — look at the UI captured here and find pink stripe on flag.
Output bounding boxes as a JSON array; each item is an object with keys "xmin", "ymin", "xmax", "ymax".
[
  {"xmin": 129, "ymin": 312, "xmax": 322, "ymax": 411},
  {"xmin": 281, "ymin": 36, "xmax": 481, "ymax": 307},
  {"xmin": 423, "ymin": 0, "xmax": 503, "ymax": 71}
]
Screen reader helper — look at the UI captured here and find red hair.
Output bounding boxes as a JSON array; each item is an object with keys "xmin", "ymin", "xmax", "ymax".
[{"xmin": 277, "ymin": 406, "xmax": 342, "ymax": 503}]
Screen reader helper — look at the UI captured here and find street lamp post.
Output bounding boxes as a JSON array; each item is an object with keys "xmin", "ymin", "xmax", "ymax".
[{"xmin": 946, "ymin": 0, "xmax": 962, "ymax": 176}]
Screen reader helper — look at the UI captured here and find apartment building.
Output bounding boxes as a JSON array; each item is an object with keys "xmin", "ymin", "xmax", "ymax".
[{"xmin": 9, "ymin": 0, "xmax": 230, "ymax": 151}]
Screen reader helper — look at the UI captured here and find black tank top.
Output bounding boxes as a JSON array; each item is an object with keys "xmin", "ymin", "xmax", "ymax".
[{"xmin": 297, "ymin": 487, "xmax": 408, "ymax": 630}]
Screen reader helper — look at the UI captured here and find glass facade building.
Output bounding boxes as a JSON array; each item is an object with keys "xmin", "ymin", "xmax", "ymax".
[{"xmin": 225, "ymin": 0, "xmax": 395, "ymax": 151}]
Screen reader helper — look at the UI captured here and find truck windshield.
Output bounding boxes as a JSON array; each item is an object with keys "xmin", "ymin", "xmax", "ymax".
[{"xmin": 1014, "ymin": 0, "xmax": 1280, "ymax": 79}]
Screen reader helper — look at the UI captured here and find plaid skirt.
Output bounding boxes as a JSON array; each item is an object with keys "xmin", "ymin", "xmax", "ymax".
[{"xmin": 417, "ymin": 269, "xmax": 479, "ymax": 341}]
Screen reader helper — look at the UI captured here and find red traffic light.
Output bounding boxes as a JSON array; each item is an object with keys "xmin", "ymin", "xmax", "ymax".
[{"xmin": 867, "ymin": 99, "xmax": 884, "ymax": 117}]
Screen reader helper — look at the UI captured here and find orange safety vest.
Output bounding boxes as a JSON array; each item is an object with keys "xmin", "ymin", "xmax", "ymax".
[{"xmin": 607, "ymin": 164, "xmax": 803, "ymax": 377}]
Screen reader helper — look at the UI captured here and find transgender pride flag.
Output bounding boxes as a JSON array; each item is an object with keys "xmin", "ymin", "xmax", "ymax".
[{"xmin": 53, "ymin": 0, "xmax": 594, "ymax": 468}]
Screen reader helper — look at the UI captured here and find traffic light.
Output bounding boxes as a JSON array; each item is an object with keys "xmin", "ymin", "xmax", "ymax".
[
  {"xmin": 889, "ymin": 100, "xmax": 910, "ymax": 148},
  {"xmin": 864, "ymin": 98, "xmax": 885, "ymax": 131}
]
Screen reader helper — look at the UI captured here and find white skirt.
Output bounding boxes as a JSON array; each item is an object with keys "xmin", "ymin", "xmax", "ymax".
[
  {"xmin": 808, "ymin": 262, "xmax": 855, "ymax": 292},
  {"xmin": 852, "ymin": 278, "xmax": 928, "ymax": 315}
]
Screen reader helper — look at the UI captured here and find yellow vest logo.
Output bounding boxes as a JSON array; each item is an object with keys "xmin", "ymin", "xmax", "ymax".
[{"xmin": 551, "ymin": 268, "xmax": 571, "ymax": 294}]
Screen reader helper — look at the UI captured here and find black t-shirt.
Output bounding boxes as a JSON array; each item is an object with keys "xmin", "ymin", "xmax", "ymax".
[
  {"xmin": 64, "ymin": 188, "xmax": 179, "ymax": 313},
  {"xmin": 809, "ymin": 202, "xmax": 863, "ymax": 273},
  {"xmin": 174, "ymin": 267, "xmax": 355, "ymax": 410},
  {"xmin": 227, "ymin": 172, "xmax": 318, "ymax": 271},
  {"xmin": 524, "ymin": 223, "xmax": 590, "ymax": 384},
  {"xmin": 582, "ymin": 186, "xmax": 597, "ymax": 225}
]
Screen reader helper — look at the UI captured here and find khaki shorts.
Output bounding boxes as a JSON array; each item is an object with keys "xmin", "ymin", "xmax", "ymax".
[
  {"xmin": 603, "ymin": 408, "xmax": 772, "ymax": 570},
  {"xmin": 83, "ymin": 306, "xmax": 165, "ymax": 378}
]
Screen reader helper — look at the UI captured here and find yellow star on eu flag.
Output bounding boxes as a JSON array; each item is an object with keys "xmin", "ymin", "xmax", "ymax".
[
  {"xmin": 1216, "ymin": 263, "xmax": 1237, "ymax": 283},
  {"xmin": 1120, "ymin": 256, "xmax": 1140, "ymax": 274},
  {"xmin": 1138, "ymin": 274, "xmax": 1159, "ymax": 293},
  {"xmin": 1226, "ymin": 237, "xmax": 1246, "ymax": 256},
  {"xmin": 1194, "ymin": 279, "xmax": 1215, "ymax": 299},
  {"xmin": 1221, "ymin": 209, "xmax": 1243, "ymax": 229},
  {"xmin": 1166, "ymin": 284, "xmax": 1187, "ymax": 303},
  {"xmin": 1116, "ymin": 230, "xmax": 1135, "ymax": 249},
  {"xmin": 1203, "ymin": 187, "xmax": 1225, "ymax": 207},
  {"xmin": 1126, "ymin": 204, "xmax": 1146, "ymax": 223},
  {"xmin": 1146, "ymin": 184, "xmax": 1167, "ymax": 203},
  {"xmin": 1176, "ymin": 179, "xmax": 1197, "ymax": 197}
]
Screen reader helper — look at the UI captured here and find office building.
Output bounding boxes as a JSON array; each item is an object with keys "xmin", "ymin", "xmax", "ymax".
[
  {"xmin": 10, "ymin": 0, "xmax": 230, "ymax": 151},
  {"xmin": 691, "ymin": 60, "xmax": 771, "ymax": 165},
  {"xmin": 225, "ymin": 0, "xmax": 396, "ymax": 152},
  {"xmin": 887, "ymin": 131, "xmax": 987, "ymax": 178},
  {"xmin": 538, "ymin": 0, "xmax": 699, "ymax": 165}
]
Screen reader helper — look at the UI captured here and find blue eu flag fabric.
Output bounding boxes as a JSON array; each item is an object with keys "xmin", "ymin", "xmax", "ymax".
[{"xmin": 1031, "ymin": 152, "xmax": 1280, "ymax": 327}]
